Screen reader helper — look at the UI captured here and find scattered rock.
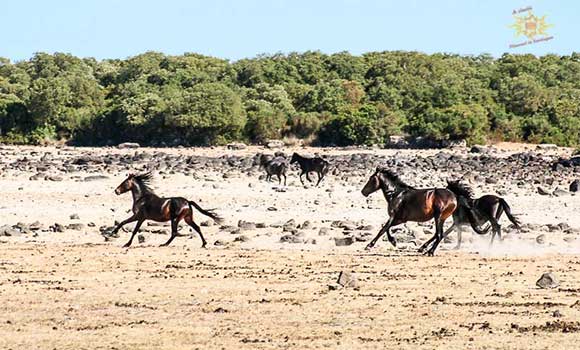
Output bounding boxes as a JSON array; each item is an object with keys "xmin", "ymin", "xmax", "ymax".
[
  {"xmin": 45, "ymin": 175, "xmax": 63, "ymax": 182},
  {"xmin": 266, "ymin": 140, "xmax": 284, "ymax": 149},
  {"xmin": 337, "ymin": 271, "xmax": 359, "ymax": 288},
  {"xmin": 328, "ymin": 284, "xmax": 341, "ymax": 291},
  {"xmin": 200, "ymin": 220, "xmax": 214, "ymax": 227},
  {"xmin": 118, "ymin": 142, "xmax": 140, "ymax": 149},
  {"xmin": 318, "ymin": 227, "xmax": 330, "ymax": 236},
  {"xmin": 570, "ymin": 180, "xmax": 579, "ymax": 193},
  {"xmin": 67, "ymin": 223, "xmax": 85, "ymax": 231},
  {"xmin": 84, "ymin": 175, "xmax": 109, "ymax": 182},
  {"xmin": 537, "ymin": 187, "xmax": 550, "ymax": 196},
  {"xmin": 213, "ymin": 239, "xmax": 228, "ymax": 246},
  {"xmin": 137, "ymin": 234, "xmax": 145, "ymax": 244},
  {"xmin": 238, "ymin": 220, "xmax": 256, "ymax": 230},
  {"xmin": 70, "ymin": 213, "xmax": 80, "ymax": 220},
  {"xmin": 536, "ymin": 272, "xmax": 559, "ymax": 289},
  {"xmin": 536, "ymin": 144, "xmax": 558, "ymax": 151},
  {"xmin": 234, "ymin": 235, "xmax": 250, "ymax": 243},
  {"xmin": 0, "ymin": 225, "xmax": 22, "ymax": 237},
  {"xmin": 334, "ymin": 237, "xmax": 354, "ymax": 246},
  {"xmin": 280, "ymin": 234, "xmax": 302, "ymax": 243},
  {"xmin": 470, "ymin": 145, "xmax": 488, "ymax": 153},
  {"xmin": 553, "ymin": 188, "xmax": 569, "ymax": 197},
  {"xmin": 50, "ymin": 223, "xmax": 65, "ymax": 233},
  {"xmin": 536, "ymin": 234, "xmax": 546, "ymax": 244},
  {"xmin": 226, "ymin": 142, "xmax": 247, "ymax": 150}
]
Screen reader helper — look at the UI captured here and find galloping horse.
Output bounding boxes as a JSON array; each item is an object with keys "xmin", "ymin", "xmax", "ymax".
[
  {"xmin": 445, "ymin": 180, "xmax": 521, "ymax": 248},
  {"xmin": 361, "ymin": 168, "xmax": 480, "ymax": 256},
  {"xmin": 290, "ymin": 153, "xmax": 330, "ymax": 186},
  {"xmin": 111, "ymin": 172, "xmax": 223, "ymax": 248}
]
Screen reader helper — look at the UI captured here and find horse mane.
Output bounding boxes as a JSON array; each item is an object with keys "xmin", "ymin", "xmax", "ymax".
[
  {"xmin": 377, "ymin": 168, "xmax": 415, "ymax": 190},
  {"xmin": 446, "ymin": 180, "xmax": 475, "ymax": 200},
  {"xmin": 133, "ymin": 171, "xmax": 155, "ymax": 193}
]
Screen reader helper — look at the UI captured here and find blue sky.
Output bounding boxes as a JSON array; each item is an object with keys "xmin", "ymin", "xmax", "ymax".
[{"xmin": 1, "ymin": 0, "xmax": 574, "ymax": 62}]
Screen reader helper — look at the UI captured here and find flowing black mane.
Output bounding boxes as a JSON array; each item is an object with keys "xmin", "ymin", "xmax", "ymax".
[
  {"xmin": 446, "ymin": 180, "xmax": 475, "ymax": 200},
  {"xmin": 377, "ymin": 168, "xmax": 415, "ymax": 190},
  {"xmin": 133, "ymin": 172, "xmax": 155, "ymax": 193}
]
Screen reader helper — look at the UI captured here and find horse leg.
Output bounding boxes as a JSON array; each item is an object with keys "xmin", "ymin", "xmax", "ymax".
[
  {"xmin": 299, "ymin": 171, "xmax": 305, "ymax": 185},
  {"xmin": 419, "ymin": 214, "xmax": 444, "ymax": 253},
  {"xmin": 426, "ymin": 211, "xmax": 444, "ymax": 256},
  {"xmin": 283, "ymin": 173, "xmax": 287, "ymax": 186},
  {"xmin": 365, "ymin": 217, "xmax": 395, "ymax": 250},
  {"xmin": 425, "ymin": 224, "xmax": 455, "ymax": 251},
  {"xmin": 315, "ymin": 171, "xmax": 322, "ymax": 186},
  {"xmin": 122, "ymin": 219, "xmax": 144, "ymax": 248},
  {"xmin": 306, "ymin": 172, "xmax": 313, "ymax": 183},
  {"xmin": 161, "ymin": 217, "xmax": 178, "ymax": 247},
  {"xmin": 488, "ymin": 217, "xmax": 502, "ymax": 246},
  {"xmin": 418, "ymin": 234, "xmax": 438, "ymax": 253},
  {"xmin": 112, "ymin": 214, "xmax": 138, "ymax": 235},
  {"xmin": 454, "ymin": 227, "xmax": 463, "ymax": 250},
  {"xmin": 277, "ymin": 174, "xmax": 282, "ymax": 185},
  {"xmin": 185, "ymin": 216, "xmax": 207, "ymax": 248}
]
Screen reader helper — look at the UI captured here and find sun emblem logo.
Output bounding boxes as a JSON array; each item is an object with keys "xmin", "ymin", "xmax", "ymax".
[{"xmin": 510, "ymin": 9, "xmax": 553, "ymax": 40}]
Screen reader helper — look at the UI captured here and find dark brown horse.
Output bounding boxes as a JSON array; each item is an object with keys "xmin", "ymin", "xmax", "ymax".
[
  {"xmin": 290, "ymin": 152, "xmax": 330, "ymax": 186},
  {"xmin": 111, "ymin": 172, "xmax": 223, "ymax": 248},
  {"xmin": 361, "ymin": 168, "xmax": 479, "ymax": 256},
  {"xmin": 259, "ymin": 154, "xmax": 288, "ymax": 185},
  {"xmin": 445, "ymin": 180, "xmax": 521, "ymax": 248}
]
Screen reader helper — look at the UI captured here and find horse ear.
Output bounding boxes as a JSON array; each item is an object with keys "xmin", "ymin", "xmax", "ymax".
[{"xmin": 375, "ymin": 166, "xmax": 381, "ymax": 173}]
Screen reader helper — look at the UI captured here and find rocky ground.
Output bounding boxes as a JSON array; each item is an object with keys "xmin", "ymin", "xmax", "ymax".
[{"xmin": 0, "ymin": 142, "xmax": 579, "ymax": 349}]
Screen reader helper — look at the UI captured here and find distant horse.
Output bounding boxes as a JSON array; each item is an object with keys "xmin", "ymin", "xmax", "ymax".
[
  {"xmin": 445, "ymin": 180, "xmax": 521, "ymax": 248},
  {"xmin": 111, "ymin": 172, "xmax": 223, "ymax": 248},
  {"xmin": 361, "ymin": 168, "xmax": 480, "ymax": 256},
  {"xmin": 259, "ymin": 154, "xmax": 288, "ymax": 185},
  {"xmin": 290, "ymin": 152, "xmax": 330, "ymax": 186}
]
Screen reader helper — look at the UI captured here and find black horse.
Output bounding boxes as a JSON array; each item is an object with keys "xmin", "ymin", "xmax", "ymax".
[
  {"xmin": 290, "ymin": 152, "xmax": 330, "ymax": 186},
  {"xmin": 259, "ymin": 154, "xmax": 288, "ymax": 185},
  {"xmin": 111, "ymin": 172, "xmax": 223, "ymax": 248},
  {"xmin": 445, "ymin": 180, "xmax": 521, "ymax": 248},
  {"xmin": 361, "ymin": 168, "xmax": 481, "ymax": 256}
]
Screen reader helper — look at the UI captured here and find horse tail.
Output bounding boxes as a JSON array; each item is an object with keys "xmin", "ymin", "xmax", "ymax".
[
  {"xmin": 188, "ymin": 200, "xmax": 224, "ymax": 224},
  {"xmin": 499, "ymin": 198, "xmax": 521, "ymax": 228}
]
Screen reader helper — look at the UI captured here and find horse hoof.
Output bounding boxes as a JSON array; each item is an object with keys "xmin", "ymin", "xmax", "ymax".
[
  {"xmin": 364, "ymin": 244, "xmax": 374, "ymax": 251},
  {"xmin": 122, "ymin": 244, "xmax": 131, "ymax": 248}
]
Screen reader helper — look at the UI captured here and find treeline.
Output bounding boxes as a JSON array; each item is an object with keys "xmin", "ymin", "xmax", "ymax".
[{"xmin": 0, "ymin": 51, "xmax": 579, "ymax": 147}]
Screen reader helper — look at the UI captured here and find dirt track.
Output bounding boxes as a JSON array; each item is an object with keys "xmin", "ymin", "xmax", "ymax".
[
  {"xmin": 2, "ymin": 245, "xmax": 580, "ymax": 349},
  {"xmin": 0, "ymin": 144, "xmax": 579, "ymax": 349}
]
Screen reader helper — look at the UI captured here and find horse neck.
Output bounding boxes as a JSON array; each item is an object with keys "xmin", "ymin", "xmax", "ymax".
[
  {"xmin": 378, "ymin": 178, "xmax": 398, "ymax": 208},
  {"xmin": 295, "ymin": 155, "xmax": 305, "ymax": 165},
  {"xmin": 130, "ymin": 181, "xmax": 151, "ymax": 202}
]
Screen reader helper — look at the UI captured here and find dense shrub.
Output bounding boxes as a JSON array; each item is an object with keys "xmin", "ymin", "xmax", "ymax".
[{"xmin": 1, "ymin": 51, "xmax": 580, "ymax": 147}]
